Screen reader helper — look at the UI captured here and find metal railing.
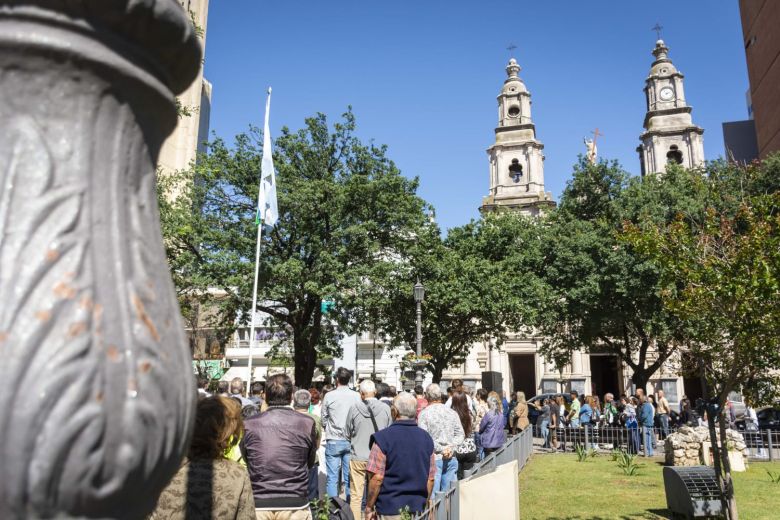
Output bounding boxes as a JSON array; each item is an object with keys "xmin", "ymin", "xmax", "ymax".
[
  {"xmin": 533, "ymin": 425, "xmax": 662, "ymax": 452},
  {"xmin": 741, "ymin": 430, "xmax": 780, "ymax": 461},
  {"xmin": 413, "ymin": 427, "xmax": 534, "ymax": 520},
  {"xmin": 533, "ymin": 424, "xmax": 780, "ymax": 460}
]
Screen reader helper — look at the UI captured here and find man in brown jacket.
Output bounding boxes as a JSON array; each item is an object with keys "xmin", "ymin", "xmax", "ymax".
[{"xmin": 243, "ymin": 374, "xmax": 318, "ymax": 520}]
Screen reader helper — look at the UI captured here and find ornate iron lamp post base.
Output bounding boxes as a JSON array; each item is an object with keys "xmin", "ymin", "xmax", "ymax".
[{"xmin": 0, "ymin": 2, "xmax": 201, "ymax": 518}]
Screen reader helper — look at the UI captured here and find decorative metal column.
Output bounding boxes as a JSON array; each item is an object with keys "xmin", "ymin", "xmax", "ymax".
[
  {"xmin": 0, "ymin": 2, "xmax": 202, "ymax": 518},
  {"xmin": 413, "ymin": 280, "xmax": 425, "ymax": 387}
]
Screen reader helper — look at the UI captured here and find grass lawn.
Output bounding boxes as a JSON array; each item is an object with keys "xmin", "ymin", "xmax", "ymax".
[{"xmin": 519, "ymin": 453, "xmax": 780, "ymax": 519}]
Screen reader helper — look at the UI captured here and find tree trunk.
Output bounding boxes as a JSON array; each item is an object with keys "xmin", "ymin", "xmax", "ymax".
[
  {"xmin": 718, "ymin": 411, "xmax": 739, "ymax": 520},
  {"xmin": 630, "ymin": 367, "xmax": 650, "ymax": 394},
  {"xmin": 431, "ymin": 363, "xmax": 445, "ymax": 384},
  {"xmin": 293, "ymin": 334, "xmax": 317, "ymax": 387},
  {"xmin": 707, "ymin": 410, "xmax": 729, "ymax": 518}
]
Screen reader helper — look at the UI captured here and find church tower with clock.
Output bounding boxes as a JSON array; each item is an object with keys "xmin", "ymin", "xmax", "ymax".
[
  {"xmin": 638, "ymin": 39, "xmax": 705, "ymax": 175},
  {"xmin": 480, "ymin": 58, "xmax": 555, "ymax": 215}
]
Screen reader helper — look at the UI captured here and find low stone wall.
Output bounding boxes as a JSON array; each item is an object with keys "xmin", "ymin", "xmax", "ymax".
[{"xmin": 664, "ymin": 425, "xmax": 748, "ymax": 467}]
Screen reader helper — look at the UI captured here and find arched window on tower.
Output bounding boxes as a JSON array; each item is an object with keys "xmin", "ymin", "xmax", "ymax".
[
  {"xmin": 666, "ymin": 145, "xmax": 683, "ymax": 165},
  {"xmin": 509, "ymin": 159, "xmax": 523, "ymax": 183}
]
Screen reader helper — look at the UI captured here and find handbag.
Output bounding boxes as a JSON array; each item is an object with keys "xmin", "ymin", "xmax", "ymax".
[{"xmin": 456, "ymin": 436, "xmax": 477, "ymax": 455}]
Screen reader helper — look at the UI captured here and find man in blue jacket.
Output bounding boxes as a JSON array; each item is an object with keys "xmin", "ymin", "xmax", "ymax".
[
  {"xmin": 638, "ymin": 395, "xmax": 656, "ymax": 457},
  {"xmin": 364, "ymin": 393, "xmax": 435, "ymax": 520}
]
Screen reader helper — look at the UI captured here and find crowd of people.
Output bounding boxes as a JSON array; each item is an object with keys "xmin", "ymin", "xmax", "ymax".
[
  {"xmin": 155, "ymin": 370, "xmax": 524, "ymax": 520},
  {"xmin": 156, "ymin": 369, "xmax": 758, "ymax": 519},
  {"xmin": 520, "ymin": 387, "xmax": 756, "ymax": 457}
]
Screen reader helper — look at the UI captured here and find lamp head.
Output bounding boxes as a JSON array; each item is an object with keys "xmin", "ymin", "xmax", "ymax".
[{"xmin": 413, "ymin": 279, "xmax": 425, "ymax": 303}]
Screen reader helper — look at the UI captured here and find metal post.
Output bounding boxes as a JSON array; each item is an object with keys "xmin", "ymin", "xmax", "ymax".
[
  {"xmin": 769, "ymin": 430, "xmax": 774, "ymax": 462},
  {"xmin": 0, "ymin": 2, "xmax": 201, "ymax": 517},
  {"xmin": 372, "ymin": 322, "xmax": 377, "ymax": 381},
  {"xmin": 415, "ymin": 298, "xmax": 423, "ymax": 387},
  {"xmin": 413, "ymin": 280, "xmax": 425, "ymax": 388}
]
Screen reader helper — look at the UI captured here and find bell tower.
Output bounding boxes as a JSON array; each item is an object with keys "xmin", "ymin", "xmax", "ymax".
[
  {"xmin": 481, "ymin": 58, "xmax": 555, "ymax": 216},
  {"xmin": 637, "ymin": 40, "xmax": 705, "ymax": 175}
]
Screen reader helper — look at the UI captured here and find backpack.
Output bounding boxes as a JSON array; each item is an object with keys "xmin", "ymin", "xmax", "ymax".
[{"xmin": 326, "ymin": 496, "xmax": 354, "ymax": 520}]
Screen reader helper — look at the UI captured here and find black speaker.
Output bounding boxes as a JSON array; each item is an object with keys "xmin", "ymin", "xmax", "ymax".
[{"xmin": 481, "ymin": 371, "xmax": 502, "ymax": 393}]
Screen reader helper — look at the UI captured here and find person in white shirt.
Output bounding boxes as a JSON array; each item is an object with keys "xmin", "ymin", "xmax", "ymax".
[{"xmin": 444, "ymin": 379, "xmax": 476, "ymax": 416}]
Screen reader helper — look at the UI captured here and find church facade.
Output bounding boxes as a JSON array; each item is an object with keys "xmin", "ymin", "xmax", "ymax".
[{"xmin": 439, "ymin": 39, "xmax": 706, "ymax": 408}]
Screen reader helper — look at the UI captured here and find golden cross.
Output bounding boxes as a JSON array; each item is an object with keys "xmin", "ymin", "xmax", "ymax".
[{"xmin": 591, "ymin": 128, "xmax": 603, "ymax": 145}]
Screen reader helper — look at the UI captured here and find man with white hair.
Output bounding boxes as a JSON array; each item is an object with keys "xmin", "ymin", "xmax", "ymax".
[
  {"xmin": 364, "ymin": 393, "xmax": 435, "ymax": 520},
  {"xmin": 417, "ymin": 383, "xmax": 464, "ymax": 493},
  {"xmin": 345, "ymin": 380, "xmax": 392, "ymax": 519}
]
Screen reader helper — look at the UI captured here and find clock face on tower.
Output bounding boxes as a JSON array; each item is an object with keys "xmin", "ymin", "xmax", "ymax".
[{"xmin": 659, "ymin": 87, "xmax": 675, "ymax": 101}]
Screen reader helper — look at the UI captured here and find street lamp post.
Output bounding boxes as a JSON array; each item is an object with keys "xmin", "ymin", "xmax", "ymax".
[{"xmin": 413, "ymin": 279, "xmax": 425, "ymax": 388}]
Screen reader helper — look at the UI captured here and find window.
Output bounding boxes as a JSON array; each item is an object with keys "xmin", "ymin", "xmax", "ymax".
[
  {"xmin": 570, "ymin": 379, "xmax": 586, "ymax": 395},
  {"xmin": 508, "ymin": 105, "xmax": 520, "ymax": 117},
  {"xmin": 542, "ymin": 379, "xmax": 558, "ymax": 394},
  {"xmin": 666, "ymin": 145, "xmax": 683, "ymax": 165},
  {"xmin": 509, "ymin": 159, "xmax": 523, "ymax": 183},
  {"xmin": 661, "ymin": 380, "xmax": 679, "ymax": 403}
]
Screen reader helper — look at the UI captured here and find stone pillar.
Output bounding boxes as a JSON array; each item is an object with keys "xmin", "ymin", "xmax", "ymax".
[{"xmin": 0, "ymin": 2, "xmax": 201, "ymax": 518}]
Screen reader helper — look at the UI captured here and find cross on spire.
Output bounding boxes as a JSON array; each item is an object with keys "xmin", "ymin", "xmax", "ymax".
[
  {"xmin": 507, "ymin": 43, "xmax": 517, "ymax": 56},
  {"xmin": 591, "ymin": 128, "xmax": 604, "ymax": 143},
  {"xmin": 652, "ymin": 23, "xmax": 663, "ymax": 40}
]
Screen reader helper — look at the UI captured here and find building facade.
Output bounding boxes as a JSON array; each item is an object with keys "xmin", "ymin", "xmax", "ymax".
[
  {"xmin": 740, "ymin": 0, "xmax": 780, "ymax": 158},
  {"xmin": 440, "ymin": 52, "xmax": 692, "ymax": 408},
  {"xmin": 159, "ymin": 0, "xmax": 212, "ymax": 177}
]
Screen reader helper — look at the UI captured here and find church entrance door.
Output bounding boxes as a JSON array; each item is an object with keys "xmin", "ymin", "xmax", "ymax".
[
  {"xmin": 589, "ymin": 354, "xmax": 620, "ymax": 398},
  {"xmin": 509, "ymin": 354, "xmax": 536, "ymax": 399}
]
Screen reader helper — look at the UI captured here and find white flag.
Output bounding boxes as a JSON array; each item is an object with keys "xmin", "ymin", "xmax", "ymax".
[{"xmin": 257, "ymin": 88, "xmax": 278, "ymax": 227}]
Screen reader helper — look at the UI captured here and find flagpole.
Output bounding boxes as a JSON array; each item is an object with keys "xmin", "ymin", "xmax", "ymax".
[{"xmin": 246, "ymin": 87, "xmax": 272, "ymax": 398}]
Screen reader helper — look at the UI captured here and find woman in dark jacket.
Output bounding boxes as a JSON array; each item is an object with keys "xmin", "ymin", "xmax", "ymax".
[
  {"xmin": 149, "ymin": 396, "xmax": 255, "ymax": 520},
  {"xmin": 479, "ymin": 396, "xmax": 507, "ymax": 454}
]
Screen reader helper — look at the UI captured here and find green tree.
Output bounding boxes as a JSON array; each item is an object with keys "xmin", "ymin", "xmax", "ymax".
[
  {"xmin": 160, "ymin": 110, "xmax": 431, "ymax": 386},
  {"xmin": 526, "ymin": 158, "xmax": 708, "ymax": 390},
  {"xmin": 624, "ymin": 157, "xmax": 780, "ymax": 520},
  {"xmin": 382, "ymin": 212, "xmax": 537, "ymax": 382}
]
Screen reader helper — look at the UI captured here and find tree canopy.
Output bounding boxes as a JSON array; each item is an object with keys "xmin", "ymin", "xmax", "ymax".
[
  {"xmin": 159, "ymin": 109, "xmax": 431, "ymax": 386},
  {"xmin": 378, "ymin": 212, "xmax": 540, "ymax": 382},
  {"xmin": 520, "ymin": 158, "xmax": 711, "ymax": 391},
  {"xmin": 623, "ymin": 155, "xmax": 780, "ymax": 406}
]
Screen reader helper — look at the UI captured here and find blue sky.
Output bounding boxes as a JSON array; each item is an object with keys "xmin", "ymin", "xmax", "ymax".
[{"xmin": 203, "ymin": 1, "xmax": 749, "ymax": 231}]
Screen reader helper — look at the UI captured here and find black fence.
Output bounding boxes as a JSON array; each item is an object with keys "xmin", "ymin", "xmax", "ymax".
[
  {"xmin": 533, "ymin": 424, "xmax": 780, "ymax": 460},
  {"xmin": 741, "ymin": 430, "xmax": 780, "ymax": 461}
]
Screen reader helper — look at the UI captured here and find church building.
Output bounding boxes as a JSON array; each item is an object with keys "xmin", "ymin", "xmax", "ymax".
[{"xmin": 439, "ymin": 39, "xmax": 706, "ymax": 408}]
